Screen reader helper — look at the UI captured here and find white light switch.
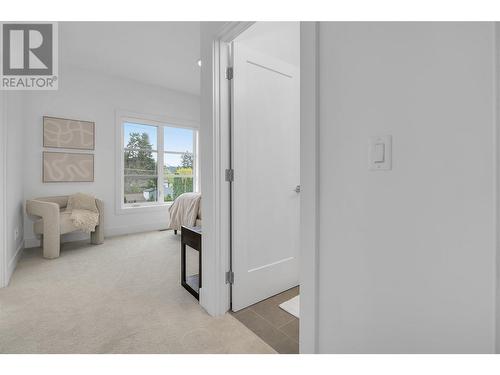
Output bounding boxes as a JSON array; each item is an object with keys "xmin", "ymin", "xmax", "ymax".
[
  {"xmin": 373, "ymin": 143, "xmax": 385, "ymax": 163},
  {"xmin": 369, "ymin": 135, "xmax": 392, "ymax": 171}
]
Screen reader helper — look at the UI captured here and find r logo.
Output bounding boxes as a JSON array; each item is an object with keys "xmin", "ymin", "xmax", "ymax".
[{"xmin": 2, "ymin": 23, "xmax": 53, "ymax": 75}]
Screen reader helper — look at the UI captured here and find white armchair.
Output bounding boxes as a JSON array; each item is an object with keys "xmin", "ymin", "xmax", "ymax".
[{"xmin": 26, "ymin": 195, "xmax": 104, "ymax": 259}]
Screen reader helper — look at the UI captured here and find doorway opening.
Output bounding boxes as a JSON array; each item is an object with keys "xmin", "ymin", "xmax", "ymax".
[{"xmin": 224, "ymin": 22, "xmax": 301, "ymax": 354}]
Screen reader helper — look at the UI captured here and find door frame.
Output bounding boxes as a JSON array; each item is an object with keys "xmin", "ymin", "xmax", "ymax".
[{"xmin": 205, "ymin": 21, "xmax": 319, "ymax": 353}]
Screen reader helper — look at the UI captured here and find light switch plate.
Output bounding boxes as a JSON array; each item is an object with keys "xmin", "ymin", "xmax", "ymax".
[{"xmin": 369, "ymin": 135, "xmax": 392, "ymax": 171}]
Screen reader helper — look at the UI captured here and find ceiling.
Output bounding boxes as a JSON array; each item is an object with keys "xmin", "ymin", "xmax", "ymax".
[{"xmin": 59, "ymin": 22, "xmax": 201, "ymax": 95}]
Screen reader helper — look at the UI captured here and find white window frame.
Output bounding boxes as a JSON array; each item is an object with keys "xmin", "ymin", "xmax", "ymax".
[{"xmin": 115, "ymin": 110, "xmax": 199, "ymax": 215}]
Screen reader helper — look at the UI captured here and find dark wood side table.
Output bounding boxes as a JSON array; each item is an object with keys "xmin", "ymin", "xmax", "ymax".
[{"xmin": 181, "ymin": 225, "xmax": 202, "ymax": 300}]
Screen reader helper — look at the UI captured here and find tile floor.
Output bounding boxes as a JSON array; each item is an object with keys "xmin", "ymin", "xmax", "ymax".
[{"xmin": 232, "ymin": 286, "xmax": 299, "ymax": 354}]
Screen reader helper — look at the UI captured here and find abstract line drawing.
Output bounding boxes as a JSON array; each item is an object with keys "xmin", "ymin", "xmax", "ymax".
[
  {"xmin": 43, "ymin": 116, "xmax": 95, "ymax": 150},
  {"xmin": 43, "ymin": 152, "xmax": 94, "ymax": 182}
]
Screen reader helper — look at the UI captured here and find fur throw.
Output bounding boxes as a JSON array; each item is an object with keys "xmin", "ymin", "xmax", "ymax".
[{"xmin": 68, "ymin": 193, "xmax": 99, "ymax": 233}]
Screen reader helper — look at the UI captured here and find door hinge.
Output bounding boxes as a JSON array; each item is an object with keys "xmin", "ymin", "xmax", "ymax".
[
  {"xmin": 225, "ymin": 67, "xmax": 233, "ymax": 80},
  {"xmin": 226, "ymin": 271, "xmax": 234, "ymax": 284},
  {"xmin": 225, "ymin": 168, "xmax": 234, "ymax": 182}
]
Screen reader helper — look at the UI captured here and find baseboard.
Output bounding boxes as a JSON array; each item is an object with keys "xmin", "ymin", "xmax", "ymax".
[
  {"xmin": 5, "ymin": 240, "xmax": 24, "ymax": 285},
  {"xmin": 24, "ymin": 233, "xmax": 88, "ymax": 248},
  {"xmin": 24, "ymin": 222, "xmax": 169, "ymax": 248},
  {"xmin": 24, "ymin": 237, "xmax": 41, "ymax": 249}
]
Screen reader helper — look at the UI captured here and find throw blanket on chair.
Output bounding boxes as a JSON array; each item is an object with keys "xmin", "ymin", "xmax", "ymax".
[
  {"xmin": 67, "ymin": 193, "xmax": 99, "ymax": 233},
  {"xmin": 168, "ymin": 192, "xmax": 201, "ymax": 231}
]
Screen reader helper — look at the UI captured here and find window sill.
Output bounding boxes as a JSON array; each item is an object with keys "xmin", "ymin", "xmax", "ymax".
[{"xmin": 116, "ymin": 202, "xmax": 173, "ymax": 215}]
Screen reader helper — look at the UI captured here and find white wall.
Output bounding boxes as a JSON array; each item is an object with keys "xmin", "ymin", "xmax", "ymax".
[
  {"xmin": 23, "ymin": 65, "xmax": 200, "ymax": 246},
  {"xmin": 317, "ymin": 22, "xmax": 496, "ymax": 353},
  {"xmin": 0, "ymin": 92, "xmax": 6, "ymax": 287},
  {"xmin": 496, "ymin": 22, "xmax": 500, "ymax": 355},
  {"xmin": 4, "ymin": 92, "xmax": 25, "ymax": 283},
  {"xmin": 299, "ymin": 22, "xmax": 319, "ymax": 354}
]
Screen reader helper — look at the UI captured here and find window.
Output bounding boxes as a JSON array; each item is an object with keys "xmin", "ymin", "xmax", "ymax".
[
  {"xmin": 163, "ymin": 127, "xmax": 196, "ymax": 203},
  {"xmin": 119, "ymin": 114, "xmax": 198, "ymax": 211}
]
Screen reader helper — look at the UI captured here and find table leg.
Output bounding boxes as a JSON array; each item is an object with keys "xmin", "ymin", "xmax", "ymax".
[
  {"xmin": 181, "ymin": 241, "xmax": 186, "ymax": 286},
  {"xmin": 199, "ymin": 246, "xmax": 202, "ymax": 289}
]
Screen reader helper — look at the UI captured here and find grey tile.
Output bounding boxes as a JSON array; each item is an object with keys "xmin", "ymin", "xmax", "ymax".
[
  {"xmin": 283, "ymin": 286, "xmax": 300, "ymax": 299},
  {"xmin": 273, "ymin": 336, "xmax": 299, "ymax": 354},
  {"xmin": 232, "ymin": 287, "xmax": 300, "ymax": 354},
  {"xmin": 264, "ymin": 286, "xmax": 300, "ymax": 306},
  {"xmin": 248, "ymin": 286, "xmax": 299, "ymax": 327},
  {"xmin": 250, "ymin": 298, "xmax": 296, "ymax": 327},
  {"xmin": 279, "ymin": 318, "xmax": 299, "ymax": 342},
  {"xmin": 232, "ymin": 309, "xmax": 293, "ymax": 353}
]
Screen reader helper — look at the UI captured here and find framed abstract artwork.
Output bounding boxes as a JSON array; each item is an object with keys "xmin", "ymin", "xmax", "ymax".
[
  {"xmin": 43, "ymin": 116, "xmax": 95, "ymax": 150},
  {"xmin": 43, "ymin": 152, "xmax": 94, "ymax": 183}
]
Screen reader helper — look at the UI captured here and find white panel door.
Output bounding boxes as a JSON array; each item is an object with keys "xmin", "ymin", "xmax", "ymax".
[{"xmin": 231, "ymin": 43, "xmax": 300, "ymax": 311}]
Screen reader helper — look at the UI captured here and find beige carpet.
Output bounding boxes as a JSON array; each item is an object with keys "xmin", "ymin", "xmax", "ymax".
[{"xmin": 0, "ymin": 231, "xmax": 275, "ymax": 354}]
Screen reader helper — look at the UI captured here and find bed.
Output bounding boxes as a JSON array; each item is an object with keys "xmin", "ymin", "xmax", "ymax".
[{"xmin": 168, "ymin": 192, "xmax": 202, "ymax": 233}]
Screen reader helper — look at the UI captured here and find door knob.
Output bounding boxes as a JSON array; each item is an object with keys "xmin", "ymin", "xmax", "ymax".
[{"xmin": 294, "ymin": 185, "xmax": 301, "ymax": 193}]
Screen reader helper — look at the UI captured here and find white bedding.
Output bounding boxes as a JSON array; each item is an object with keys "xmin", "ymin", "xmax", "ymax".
[{"xmin": 168, "ymin": 192, "xmax": 202, "ymax": 230}]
